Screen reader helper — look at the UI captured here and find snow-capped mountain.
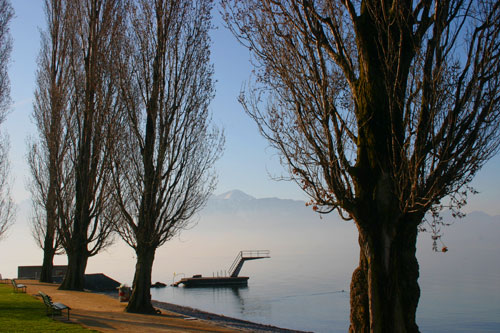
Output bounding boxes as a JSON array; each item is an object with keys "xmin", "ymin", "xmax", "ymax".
[{"xmin": 214, "ymin": 189, "xmax": 256, "ymax": 201}]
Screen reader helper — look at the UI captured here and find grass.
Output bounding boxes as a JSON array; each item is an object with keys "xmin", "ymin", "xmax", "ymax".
[{"xmin": 0, "ymin": 283, "xmax": 94, "ymax": 332}]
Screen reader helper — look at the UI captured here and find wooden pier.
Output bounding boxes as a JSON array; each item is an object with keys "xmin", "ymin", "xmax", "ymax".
[{"xmin": 172, "ymin": 250, "xmax": 270, "ymax": 287}]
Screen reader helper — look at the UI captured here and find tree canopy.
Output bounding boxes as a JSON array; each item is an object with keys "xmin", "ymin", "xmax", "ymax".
[
  {"xmin": 223, "ymin": 1, "xmax": 500, "ymax": 331},
  {"xmin": 0, "ymin": 0, "xmax": 14, "ymax": 242},
  {"xmin": 112, "ymin": 0, "xmax": 223, "ymax": 313}
]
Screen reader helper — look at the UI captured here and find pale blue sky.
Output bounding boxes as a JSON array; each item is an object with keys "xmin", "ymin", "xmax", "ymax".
[
  {"xmin": 4, "ymin": 1, "xmax": 500, "ymax": 215},
  {"xmin": 5, "ymin": 0, "xmax": 305, "ymax": 205}
]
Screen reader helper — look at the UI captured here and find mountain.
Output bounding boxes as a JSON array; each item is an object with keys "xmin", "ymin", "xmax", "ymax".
[
  {"xmin": 201, "ymin": 189, "xmax": 343, "ymax": 231},
  {"xmin": 213, "ymin": 189, "xmax": 256, "ymax": 201}
]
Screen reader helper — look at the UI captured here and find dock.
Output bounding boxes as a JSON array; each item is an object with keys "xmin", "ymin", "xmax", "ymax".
[{"xmin": 172, "ymin": 250, "xmax": 270, "ymax": 287}]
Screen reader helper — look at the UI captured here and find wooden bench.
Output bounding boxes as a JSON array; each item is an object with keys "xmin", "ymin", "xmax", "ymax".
[
  {"xmin": 39, "ymin": 291, "xmax": 71, "ymax": 320},
  {"xmin": 11, "ymin": 280, "xmax": 26, "ymax": 293}
]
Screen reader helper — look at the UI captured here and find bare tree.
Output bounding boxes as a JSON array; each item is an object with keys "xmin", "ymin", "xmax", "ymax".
[
  {"xmin": 57, "ymin": 0, "xmax": 124, "ymax": 291},
  {"xmin": 223, "ymin": 1, "xmax": 500, "ymax": 331},
  {"xmin": 113, "ymin": 0, "xmax": 223, "ymax": 313},
  {"xmin": 0, "ymin": 134, "xmax": 13, "ymax": 240},
  {"xmin": 28, "ymin": 0, "xmax": 72, "ymax": 283},
  {"xmin": 0, "ymin": 0, "xmax": 13, "ymax": 241}
]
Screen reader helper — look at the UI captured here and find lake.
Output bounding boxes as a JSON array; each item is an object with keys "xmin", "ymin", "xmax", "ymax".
[
  {"xmin": 98, "ymin": 195, "xmax": 500, "ymax": 332},
  {"xmin": 151, "ymin": 252, "xmax": 351, "ymax": 332},
  {"xmin": 150, "ymin": 245, "xmax": 500, "ymax": 332}
]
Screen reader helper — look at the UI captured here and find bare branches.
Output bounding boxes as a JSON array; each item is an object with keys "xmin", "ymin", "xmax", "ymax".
[
  {"xmin": 113, "ymin": 0, "xmax": 223, "ymax": 252},
  {"xmin": 0, "ymin": 0, "xmax": 12, "ymax": 119},
  {"xmin": 0, "ymin": 0, "xmax": 13, "ymax": 241},
  {"xmin": 403, "ymin": 1, "xmax": 500, "ymax": 215},
  {"xmin": 51, "ymin": 0, "xmax": 125, "ymax": 290},
  {"xmin": 224, "ymin": 0, "xmax": 500, "ymax": 225},
  {"xmin": 0, "ymin": 133, "xmax": 13, "ymax": 240},
  {"xmin": 111, "ymin": 0, "xmax": 223, "ymax": 313},
  {"xmin": 224, "ymin": 1, "xmax": 500, "ymax": 328},
  {"xmin": 28, "ymin": 0, "xmax": 74, "ymax": 258},
  {"xmin": 223, "ymin": 0, "xmax": 357, "ymax": 215}
]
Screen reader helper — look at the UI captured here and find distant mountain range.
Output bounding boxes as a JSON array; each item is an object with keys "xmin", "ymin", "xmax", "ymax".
[
  {"xmin": 198, "ymin": 189, "xmax": 500, "ymax": 253},
  {"xmin": 2, "ymin": 189, "xmax": 499, "ymax": 284},
  {"xmin": 213, "ymin": 189, "xmax": 257, "ymax": 201},
  {"xmin": 198, "ymin": 189, "xmax": 345, "ymax": 232}
]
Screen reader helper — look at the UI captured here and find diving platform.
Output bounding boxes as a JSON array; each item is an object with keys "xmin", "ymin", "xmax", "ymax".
[{"xmin": 172, "ymin": 250, "xmax": 270, "ymax": 287}]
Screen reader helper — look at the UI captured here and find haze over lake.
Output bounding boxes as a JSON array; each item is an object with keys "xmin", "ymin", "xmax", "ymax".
[{"xmin": 2, "ymin": 190, "xmax": 499, "ymax": 332}]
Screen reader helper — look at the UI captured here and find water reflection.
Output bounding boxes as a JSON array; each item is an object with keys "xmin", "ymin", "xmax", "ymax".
[{"xmin": 230, "ymin": 287, "xmax": 245, "ymax": 313}]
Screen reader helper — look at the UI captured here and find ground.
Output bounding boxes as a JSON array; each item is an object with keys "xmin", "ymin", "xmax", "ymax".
[
  {"xmin": 19, "ymin": 279, "xmax": 305, "ymax": 332},
  {"xmin": 20, "ymin": 279, "xmax": 238, "ymax": 332}
]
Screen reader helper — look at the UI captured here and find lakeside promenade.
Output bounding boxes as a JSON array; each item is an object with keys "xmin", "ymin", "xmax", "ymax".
[{"xmin": 16, "ymin": 280, "xmax": 239, "ymax": 332}]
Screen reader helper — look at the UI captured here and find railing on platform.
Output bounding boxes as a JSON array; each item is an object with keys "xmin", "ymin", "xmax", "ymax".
[{"xmin": 228, "ymin": 250, "xmax": 270, "ymax": 277}]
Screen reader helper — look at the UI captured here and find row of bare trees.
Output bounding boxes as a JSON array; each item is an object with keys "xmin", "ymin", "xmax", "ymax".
[
  {"xmin": 28, "ymin": 0, "xmax": 222, "ymax": 313},
  {"xmin": 0, "ymin": 0, "xmax": 14, "ymax": 242},
  {"xmin": 29, "ymin": 0, "xmax": 500, "ymax": 328}
]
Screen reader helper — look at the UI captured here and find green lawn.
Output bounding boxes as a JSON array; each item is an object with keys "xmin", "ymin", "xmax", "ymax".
[{"xmin": 0, "ymin": 283, "xmax": 94, "ymax": 332}]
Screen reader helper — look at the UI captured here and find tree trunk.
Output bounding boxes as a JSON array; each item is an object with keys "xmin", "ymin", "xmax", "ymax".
[
  {"xmin": 59, "ymin": 246, "xmax": 89, "ymax": 290},
  {"xmin": 126, "ymin": 246, "xmax": 157, "ymax": 314},
  {"xmin": 350, "ymin": 222, "xmax": 420, "ymax": 333},
  {"xmin": 40, "ymin": 165, "xmax": 58, "ymax": 283},
  {"xmin": 39, "ymin": 243, "xmax": 55, "ymax": 283},
  {"xmin": 349, "ymin": 242, "xmax": 370, "ymax": 332}
]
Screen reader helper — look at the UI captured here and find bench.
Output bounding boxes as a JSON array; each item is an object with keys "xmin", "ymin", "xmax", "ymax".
[
  {"xmin": 11, "ymin": 280, "xmax": 27, "ymax": 293},
  {"xmin": 39, "ymin": 291, "xmax": 71, "ymax": 320}
]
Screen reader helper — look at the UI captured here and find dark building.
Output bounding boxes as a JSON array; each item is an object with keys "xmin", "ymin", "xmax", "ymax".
[
  {"xmin": 17, "ymin": 266, "xmax": 121, "ymax": 291},
  {"xmin": 18, "ymin": 265, "xmax": 67, "ymax": 282}
]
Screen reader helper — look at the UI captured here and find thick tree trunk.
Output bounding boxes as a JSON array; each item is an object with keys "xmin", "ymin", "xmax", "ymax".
[
  {"xmin": 39, "ymin": 244, "xmax": 55, "ymax": 283},
  {"xmin": 126, "ymin": 246, "xmax": 157, "ymax": 314},
  {"xmin": 349, "ymin": 244, "xmax": 370, "ymax": 332},
  {"xmin": 59, "ymin": 247, "xmax": 89, "ymax": 290},
  {"xmin": 350, "ymin": 223, "xmax": 420, "ymax": 333}
]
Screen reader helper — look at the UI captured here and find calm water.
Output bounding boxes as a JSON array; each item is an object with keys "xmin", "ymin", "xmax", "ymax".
[
  {"xmin": 152, "ymin": 233, "xmax": 500, "ymax": 332},
  {"xmin": 150, "ymin": 251, "xmax": 500, "ymax": 332},
  {"xmin": 151, "ymin": 253, "xmax": 351, "ymax": 332},
  {"xmin": 144, "ymin": 208, "xmax": 500, "ymax": 332}
]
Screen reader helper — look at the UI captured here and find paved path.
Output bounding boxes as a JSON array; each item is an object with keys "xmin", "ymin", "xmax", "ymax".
[{"xmin": 21, "ymin": 280, "xmax": 238, "ymax": 332}]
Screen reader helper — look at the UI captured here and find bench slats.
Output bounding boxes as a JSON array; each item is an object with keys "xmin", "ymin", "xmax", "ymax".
[
  {"xmin": 11, "ymin": 280, "xmax": 27, "ymax": 293},
  {"xmin": 39, "ymin": 291, "xmax": 71, "ymax": 320}
]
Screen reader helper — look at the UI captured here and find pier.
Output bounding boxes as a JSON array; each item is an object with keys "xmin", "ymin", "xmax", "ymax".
[{"xmin": 172, "ymin": 250, "xmax": 270, "ymax": 287}]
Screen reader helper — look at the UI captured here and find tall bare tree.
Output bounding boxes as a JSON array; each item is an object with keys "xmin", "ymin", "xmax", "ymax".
[
  {"xmin": 58, "ymin": 0, "xmax": 124, "ymax": 291},
  {"xmin": 28, "ymin": 0, "xmax": 72, "ymax": 283},
  {"xmin": 0, "ymin": 0, "xmax": 14, "ymax": 241},
  {"xmin": 223, "ymin": 1, "xmax": 500, "ymax": 331},
  {"xmin": 0, "ymin": 134, "xmax": 13, "ymax": 241},
  {"xmin": 113, "ymin": 0, "xmax": 223, "ymax": 313}
]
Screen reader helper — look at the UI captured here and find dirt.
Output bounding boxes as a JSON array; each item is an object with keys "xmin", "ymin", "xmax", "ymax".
[
  {"xmin": 19, "ymin": 280, "xmax": 308, "ymax": 333},
  {"xmin": 20, "ymin": 280, "xmax": 237, "ymax": 332}
]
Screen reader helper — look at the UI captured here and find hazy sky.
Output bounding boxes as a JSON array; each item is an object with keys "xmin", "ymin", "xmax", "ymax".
[{"xmin": 4, "ymin": 1, "xmax": 500, "ymax": 214}]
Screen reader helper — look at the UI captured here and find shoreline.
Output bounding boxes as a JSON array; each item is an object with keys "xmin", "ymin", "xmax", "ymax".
[
  {"xmin": 97, "ymin": 289, "xmax": 309, "ymax": 332},
  {"xmin": 151, "ymin": 299, "xmax": 310, "ymax": 333},
  {"xmin": 101, "ymin": 290, "xmax": 308, "ymax": 332},
  {"xmin": 17, "ymin": 280, "xmax": 309, "ymax": 332}
]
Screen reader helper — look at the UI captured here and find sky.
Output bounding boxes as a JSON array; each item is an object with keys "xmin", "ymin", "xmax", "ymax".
[
  {"xmin": 4, "ymin": 1, "xmax": 500, "ymax": 213},
  {"xmin": 5, "ymin": 0, "xmax": 306, "ymax": 206},
  {"xmin": 0, "ymin": 4, "xmax": 498, "ymax": 328},
  {"xmin": 0, "ymin": 0, "xmax": 499, "ymax": 287}
]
